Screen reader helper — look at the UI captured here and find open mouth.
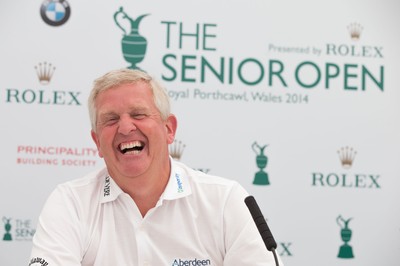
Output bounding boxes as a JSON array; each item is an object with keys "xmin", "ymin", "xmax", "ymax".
[{"xmin": 118, "ymin": 141, "xmax": 145, "ymax": 154}]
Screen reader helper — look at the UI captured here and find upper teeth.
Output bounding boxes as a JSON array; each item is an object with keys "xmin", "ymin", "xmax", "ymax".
[{"xmin": 120, "ymin": 141, "xmax": 142, "ymax": 151}]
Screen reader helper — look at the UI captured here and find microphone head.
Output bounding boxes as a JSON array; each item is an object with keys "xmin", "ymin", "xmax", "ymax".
[{"xmin": 244, "ymin": 195, "xmax": 277, "ymax": 251}]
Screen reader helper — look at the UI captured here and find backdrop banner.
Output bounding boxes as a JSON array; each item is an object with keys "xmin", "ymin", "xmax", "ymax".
[{"xmin": 1, "ymin": 0, "xmax": 399, "ymax": 265}]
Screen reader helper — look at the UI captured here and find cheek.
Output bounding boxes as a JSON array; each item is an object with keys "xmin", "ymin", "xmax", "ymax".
[{"xmin": 94, "ymin": 130, "xmax": 113, "ymax": 158}]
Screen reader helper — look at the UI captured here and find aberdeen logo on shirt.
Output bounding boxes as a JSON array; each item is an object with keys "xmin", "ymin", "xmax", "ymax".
[{"xmin": 172, "ymin": 258, "xmax": 211, "ymax": 266}]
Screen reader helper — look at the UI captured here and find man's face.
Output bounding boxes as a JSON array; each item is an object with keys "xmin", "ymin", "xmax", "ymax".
[{"xmin": 91, "ymin": 82, "xmax": 176, "ymax": 180}]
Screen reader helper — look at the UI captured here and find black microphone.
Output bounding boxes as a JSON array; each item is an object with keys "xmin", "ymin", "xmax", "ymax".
[{"xmin": 245, "ymin": 195, "xmax": 279, "ymax": 266}]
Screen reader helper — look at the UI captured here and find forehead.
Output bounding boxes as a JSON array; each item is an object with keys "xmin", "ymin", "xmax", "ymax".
[
  {"xmin": 98, "ymin": 82, "xmax": 152, "ymax": 101},
  {"xmin": 96, "ymin": 82, "xmax": 155, "ymax": 111}
]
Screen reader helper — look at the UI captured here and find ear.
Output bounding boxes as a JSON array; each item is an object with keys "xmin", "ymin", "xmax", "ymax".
[
  {"xmin": 91, "ymin": 130, "xmax": 104, "ymax": 158},
  {"xmin": 165, "ymin": 114, "xmax": 178, "ymax": 144}
]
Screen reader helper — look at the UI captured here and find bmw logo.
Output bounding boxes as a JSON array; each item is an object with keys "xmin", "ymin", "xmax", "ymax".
[{"xmin": 40, "ymin": 0, "xmax": 71, "ymax": 27}]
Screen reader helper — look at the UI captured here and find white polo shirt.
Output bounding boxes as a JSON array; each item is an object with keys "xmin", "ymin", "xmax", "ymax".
[{"xmin": 29, "ymin": 160, "xmax": 282, "ymax": 266}]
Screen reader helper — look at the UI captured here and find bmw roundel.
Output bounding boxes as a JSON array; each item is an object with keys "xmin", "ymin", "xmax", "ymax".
[{"xmin": 40, "ymin": 0, "xmax": 71, "ymax": 26}]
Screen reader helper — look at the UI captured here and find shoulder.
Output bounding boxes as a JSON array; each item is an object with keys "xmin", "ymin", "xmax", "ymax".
[
  {"xmin": 45, "ymin": 167, "xmax": 108, "ymax": 211},
  {"xmin": 173, "ymin": 160, "xmax": 249, "ymax": 202},
  {"xmin": 58, "ymin": 167, "xmax": 107, "ymax": 193},
  {"xmin": 174, "ymin": 160, "xmax": 236, "ymax": 185}
]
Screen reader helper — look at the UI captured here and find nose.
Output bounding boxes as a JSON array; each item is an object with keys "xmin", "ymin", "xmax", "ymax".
[{"xmin": 118, "ymin": 115, "xmax": 137, "ymax": 135}]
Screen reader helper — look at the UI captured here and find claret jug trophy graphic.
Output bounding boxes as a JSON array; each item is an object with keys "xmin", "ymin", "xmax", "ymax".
[
  {"xmin": 114, "ymin": 7, "xmax": 149, "ymax": 70},
  {"xmin": 252, "ymin": 142, "xmax": 270, "ymax": 185},
  {"xmin": 337, "ymin": 215, "xmax": 354, "ymax": 258},
  {"xmin": 3, "ymin": 217, "xmax": 12, "ymax": 241}
]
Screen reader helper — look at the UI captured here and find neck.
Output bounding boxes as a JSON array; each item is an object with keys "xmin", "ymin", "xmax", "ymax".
[{"xmin": 116, "ymin": 165, "xmax": 171, "ymax": 217}]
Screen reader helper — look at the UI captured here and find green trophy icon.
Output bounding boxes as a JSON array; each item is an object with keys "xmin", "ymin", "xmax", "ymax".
[
  {"xmin": 252, "ymin": 142, "xmax": 270, "ymax": 185},
  {"xmin": 3, "ymin": 217, "xmax": 12, "ymax": 241},
  {"xmin": 114, "ymin": 7, "xmax": 149, "ymax": 70},
  {"xmin": 336, "ymin": 215, "xmax": 354, "ymax": 258}
]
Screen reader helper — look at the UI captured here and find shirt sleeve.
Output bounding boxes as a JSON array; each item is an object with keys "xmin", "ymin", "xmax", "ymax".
[
  {"xmin": 29, "ymin": 185, "xmax": 85, "ymax": 266},
  {"xmin": 222, "ymin": 183, "xmax": 284, "ymax": 266}
]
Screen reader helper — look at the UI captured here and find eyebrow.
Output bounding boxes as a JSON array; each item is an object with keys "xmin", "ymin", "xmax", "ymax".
[
  {"xmin": 98, "ymin": 112, "xmax": 118, "ymax": 119},
  {"xmin": 98, "ymin": 106, "xmax": 150, "ymax": 118}
]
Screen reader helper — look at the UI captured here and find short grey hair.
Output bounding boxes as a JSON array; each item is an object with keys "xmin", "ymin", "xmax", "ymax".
[{"xmin": 88, "ymin": 68, "xmax": 171, "ymax": 132}]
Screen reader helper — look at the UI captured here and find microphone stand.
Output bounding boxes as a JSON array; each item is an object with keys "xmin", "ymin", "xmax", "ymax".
[{"xmin": 270, "ymin": 247, "xmax": 279, "ymax": 266}]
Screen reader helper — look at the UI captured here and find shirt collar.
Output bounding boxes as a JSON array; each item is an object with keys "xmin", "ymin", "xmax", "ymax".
[
  {"xmin": 100, "ymin": 172, "xmax": 124, "ymax": 203},
  {"xmin": 161, "ymin": 158, "xmax": 192, "ymax": 200},
  {"xmin": 100, "ymin": 159, "xmax": 192, "ymax": 204}
]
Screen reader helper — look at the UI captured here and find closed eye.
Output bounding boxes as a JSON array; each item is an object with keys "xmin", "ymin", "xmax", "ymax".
[
  {"xmin": 132, "ymin": 114, "xmax": 147, "ymax": 120},
  {"xmin": 98, "ymin": 114, "xmax": 119, "ymax": 126}
]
